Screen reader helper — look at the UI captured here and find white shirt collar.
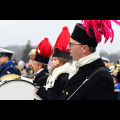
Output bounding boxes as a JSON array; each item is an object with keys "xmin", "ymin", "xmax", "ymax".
[{"xmin": 34, "ymin": 68, "xmax": 44, "ymax": 75}]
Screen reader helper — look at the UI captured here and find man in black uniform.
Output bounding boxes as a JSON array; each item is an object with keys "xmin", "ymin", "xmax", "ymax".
[
  {"xmin": 60, "ymin": 20, "xmax": 118, "ymax": 100},
  {"xmin": 33, "ymin": 38, "xmax": 53, "ymax": 86},
  {"xmin": 0, "ymin": 48, "xmax": 20, "ymax": 78}
]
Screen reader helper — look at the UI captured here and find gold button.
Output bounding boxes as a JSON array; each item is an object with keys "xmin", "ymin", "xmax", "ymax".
[
  {"xmin": 66, "ymin": 92, "xmax": 69, "ymax": 96},
  {"xmin": 62, "ymin": 90, "xmax": 65, "ymax": 94}
]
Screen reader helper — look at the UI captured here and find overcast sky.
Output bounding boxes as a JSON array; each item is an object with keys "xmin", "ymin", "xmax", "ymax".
[{"xmin": 0, "ymin": 20, "xmax": 120, "ymax": 54}]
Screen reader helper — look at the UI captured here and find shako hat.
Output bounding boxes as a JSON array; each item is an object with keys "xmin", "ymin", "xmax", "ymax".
[
  {"xmin": 71, "ymin": 23, "xmax": 97, "ymax": 47},
  {"xmin": 0, "ymin": 48, "xmax": 14, "ymax": 57},
  {"xmin": 71, "ymin": 20, "xmax": 120, "ymax": 48},
  {"xmin": 53, "ymin": 26, "xmax": 71, "ymax": 60},
  {"xmin": 34, "ymin": 38, "xmax": 53, "ymax": 64}
]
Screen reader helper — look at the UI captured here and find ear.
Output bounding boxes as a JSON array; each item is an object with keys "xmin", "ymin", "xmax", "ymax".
[
  {"xmin": 39, "ymin": 63, "xmax": 43, "ymax": 69},
  {"xmin": 82, "ymin": 45, "xmax": 89, "ymax": 54}
]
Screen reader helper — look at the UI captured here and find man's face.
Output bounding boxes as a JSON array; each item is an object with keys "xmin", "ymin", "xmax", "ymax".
[
  {"xmin": 67, "ymin": 38, "xmax": 84, "ymax": 61},
  {"xmin": 0, "ymin": 56, "xmax": 8, "ymax": 65},
  {"xmin": 33, "ymin": 60, "xmax": 42, "ymax": 73}
]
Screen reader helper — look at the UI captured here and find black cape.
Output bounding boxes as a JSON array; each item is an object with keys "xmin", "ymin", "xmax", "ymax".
[
  {"xmin": 60, "ymin": 58, "xmax": 114, "ymax": 100},
  {"xmin": 33, "ymin": 68, "xmax": 49, "ymax": 86},
  {"xmin": 36, "ymin": 73, "xmax": 69, "ymax": 100}
]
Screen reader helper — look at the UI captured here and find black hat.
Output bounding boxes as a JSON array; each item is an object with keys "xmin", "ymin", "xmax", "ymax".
[
  {"xmin": 71, "ymin": 23, "xmax": 98, "ymax": 47},
  {"xmin": 34, "ymin": 54, "xmax": 49, "ymax": 64},
  {"xmin": 52, "ymin": 48, "xmax": 71, "ymax": 60},
  {"xmin": 34, "ymin": 38, "xmax": 53, "ymax": 64}
]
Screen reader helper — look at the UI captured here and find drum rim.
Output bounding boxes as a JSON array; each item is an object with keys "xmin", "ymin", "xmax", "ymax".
[
  {"xmin": 0, "ymin": 74, "xmax": 20, "ymax": 80},
  {"xmin": 0, "ymin": 79, "xmax": 36, "ymax": 87}
]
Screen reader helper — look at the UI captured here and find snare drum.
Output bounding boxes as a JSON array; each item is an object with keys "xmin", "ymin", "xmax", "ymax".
[{"xmin": 0, "ymin": 79, "xmax": 42, "ymax": 100}]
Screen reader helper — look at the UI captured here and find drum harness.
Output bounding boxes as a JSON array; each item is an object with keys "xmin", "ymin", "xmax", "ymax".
[{"xmin": 67, "ymin": 67, "xmax": 109, "ymax": 100}]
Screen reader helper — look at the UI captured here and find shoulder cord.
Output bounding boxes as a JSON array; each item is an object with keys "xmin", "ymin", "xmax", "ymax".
[{"xmin": 67, "ymin": 67, "xmax": 108, "ymax": 100}]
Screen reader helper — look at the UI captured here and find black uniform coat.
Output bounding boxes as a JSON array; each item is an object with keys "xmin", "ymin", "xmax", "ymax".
[
  {"xmin": 60, "ymin": 58, "xmax": 114, "ymax": 100},
  {"xmin": 36, "ymin": 73, "xmax": 69, "ymax": 100},
  {"xmin": 33, "ymin": 68, "xmax": 49, "ymax": 86}
]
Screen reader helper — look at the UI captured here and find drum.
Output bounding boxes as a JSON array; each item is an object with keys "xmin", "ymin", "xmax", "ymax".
[{"xmin": 0, "ymin": 79, "xmax": 42, "ymax": 100}]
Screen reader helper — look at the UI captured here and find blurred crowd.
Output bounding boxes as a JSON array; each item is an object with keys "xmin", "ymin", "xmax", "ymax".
[
  {"xmin": 12, "ymin": 49, "xmax": 36, "ymax": 77},
  {"xmin": 102, "ymin": 58, "xmax": 120, "ymax": 100}
]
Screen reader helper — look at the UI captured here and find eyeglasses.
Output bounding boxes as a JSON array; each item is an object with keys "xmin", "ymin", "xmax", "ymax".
[{"xmin": 69, "ymin": 42, "xmax": 82, "ymax": 47}]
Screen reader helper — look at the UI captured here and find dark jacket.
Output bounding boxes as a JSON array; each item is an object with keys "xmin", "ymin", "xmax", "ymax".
[
  {"xmin": 0, "ymin": 62, "xmax": 20, "ymax": 78},
  {"xmin": 60, "ymin": 58, "xmax": 114, "ymax": 100},
  {"xmin": 36, "ymin": 73, "xmax": 69, "ymax": 100},
  {"xmin": 33, "ymin": 69, "xmax": 49, "ymax": 86}
]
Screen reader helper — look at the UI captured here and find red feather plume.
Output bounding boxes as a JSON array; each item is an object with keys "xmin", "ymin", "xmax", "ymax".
[
  {"xmin": 82, "ymin": 20, "xmax": 120, "ymax": 44},
  {"xmin": 54, "ymin": 26, "xmax": 70, "ymax": 52},
  {"xmin": 36, "ymin": 38, "xmax": 53, "ymax": 58}
]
